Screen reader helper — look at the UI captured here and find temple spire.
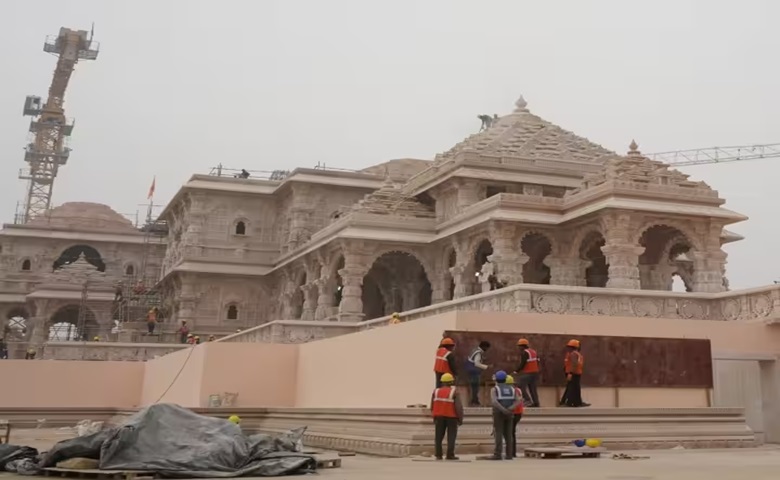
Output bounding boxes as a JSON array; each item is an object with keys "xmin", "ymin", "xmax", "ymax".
[
  {"xmin": 628, "ymin": 139, "xmax": 641, "ymax": 156},
  {"xmin": 514, "ymin": 95, "xmax": 529, "ymax": 113}
]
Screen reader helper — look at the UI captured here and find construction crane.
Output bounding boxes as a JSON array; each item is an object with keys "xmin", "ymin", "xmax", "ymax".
[
  {"xmin": 17, "ymin": 26, "xmax": 99, "ymax": 224},
  {"xmin": 648, "ymin": 143, "xmax": 780, "ymax": 167}
]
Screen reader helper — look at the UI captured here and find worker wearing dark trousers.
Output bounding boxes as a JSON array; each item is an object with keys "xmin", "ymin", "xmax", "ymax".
[
  {"xmin": 465, "ymin": 341, "xmax": 491, "ymax": 406},
  {"xmin": 430, "ymin": 373, "xmax": 464, "ymax": 460},
  {"xmin": 489, "ymin": 370, "xmax": 522, "ymax": 460},
  {"xmin": 514, "ymin": 338, "xmax": 541, "ymax": 407},
  {"xmin": 433, "ymin": 337, "xmax": 457, "ymax": 388},
  {"xmin": 506, "ymin": 375, "xmax": 525, "ymax": 458},
  {"xmin": 560, "ymin": 339, "xmax": 590, "ymax": 407}
]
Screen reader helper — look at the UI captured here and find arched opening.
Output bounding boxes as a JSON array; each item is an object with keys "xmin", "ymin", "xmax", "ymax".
[
  {"xmin": 21, "ymin": 259, "xmax": 31, "ymax": 271},
  {"xmin": 290, "ymin": 272, "xmax": 306, "ymax": 319},
  {"xmin": 671, "ymin": 274, "xmax": 690, "ymax": 293},
  {"xmin": 362, "ymin": 251, "xmax": 432, "ymax": 320},
  {"xmin": 333, "ymin": 256, "xmax": 345, "ymax": 306},
  {"xmin": 580, "ymin": 231, "xmax": 608, "ymax": 287},
  {"xmin": 53, "ymin": 245, "xmax": 105, "ymax": 272},
  {"xmin": 473, "ymin": 239, "xmax": 494, "ymax": 294},
  {"xmin": 521, "ymin": 233, "xmax": 552, "ymax": 284},
  {"xmin": 639, "ymin": 225, "xmax": 694, "ymax": 291},
  {"xmin": 235, "ymin": 221, "xmax": 246, "ymax": 236},
  {"xmin": 125, "ymin": 264, "xmax": 135, "ymax": 276},
  {"xmin": 447, "ymin": 249, "xmax": 457, "ymax": 300},
  {"xmin": 48, "ymin": 305, "xmax": 98, "ymax": 341},
  {"xmin": 226, "ymin": 304, "xmax": 239, "ymax": 320}
]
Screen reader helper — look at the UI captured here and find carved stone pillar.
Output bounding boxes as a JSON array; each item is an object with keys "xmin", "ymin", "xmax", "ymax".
[
  {"xmin": 690, "ymin": 250, "xmax": 727, "ymax": 293},
  {"xmin": 449, "ymin": 264, "xmax": 471, "ymax": 299},
  {"xmin": 546, "ymin": 257, "xmax": 588, "ymax": 286},
  {"xmin": 337, "ymin": 244, "xmax": 370, "ymax": 322},
  {"xmin": 602, "ymin": 243, "xmax": 644, "ymax": 289},
  {"xmin": 489, "ymin": 223, "xmax": 524, "ymax": 286},
  {"xmin": 431, "ymin": 273, "xmax": 451, "ymax": 304},
  {"xmin": 314, "ymin": 275, "xmax": 335, "ymax": 321},
  {"xmin": 300, "ymin": 283, "xmax": 318, "ymax": 321}
]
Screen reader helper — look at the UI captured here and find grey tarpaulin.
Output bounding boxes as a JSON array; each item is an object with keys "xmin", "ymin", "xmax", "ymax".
[
  {"xmin": 41, "ymin": 404, "xmax": 316, "ymax": 477},
  {"xmin": 0, "ymin": 444, "xmax": 39, "ymax": 471}
]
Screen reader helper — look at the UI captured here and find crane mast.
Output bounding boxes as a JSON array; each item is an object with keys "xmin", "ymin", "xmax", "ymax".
[{"xmin": 18, "ymin": 27, "xmax": 98, "ymax": 224}]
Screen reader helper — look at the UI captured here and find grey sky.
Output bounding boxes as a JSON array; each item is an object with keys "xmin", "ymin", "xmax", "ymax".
[{"xmin": 1, "ymin": 0, "xmax": 778, "ymax": 289}]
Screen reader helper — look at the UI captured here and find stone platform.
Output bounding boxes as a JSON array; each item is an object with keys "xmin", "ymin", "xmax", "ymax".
[{"xmin": 0, "ymin": 407, "xmax": 754, "ymax": 457}]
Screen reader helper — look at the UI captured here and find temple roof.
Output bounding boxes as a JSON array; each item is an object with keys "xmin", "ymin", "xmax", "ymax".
[
  {"xmin": 349, "ymin": 177, "xmax": 435, "ymax": 218},
  {"xmin": 436, "ymin": 96, "xmax": 615, "ymax": 164},
  {"xmin": 360, "ymin": 158, "xmax": 431, "ymax": 179},
  {"xmin": 27, "ymin": 202, "xmax": 138, "ymax": 233}
]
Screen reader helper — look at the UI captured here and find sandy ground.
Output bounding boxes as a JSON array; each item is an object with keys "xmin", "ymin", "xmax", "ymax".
[{"xmin": 3, "ymin": 429, "xmax": 780, "ymax": 479}]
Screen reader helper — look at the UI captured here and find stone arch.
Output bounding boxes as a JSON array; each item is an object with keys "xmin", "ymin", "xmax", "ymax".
[
  {"xmin": 580, "ymin": 231, "xmax": 608, "ymax": 287},
  {"xmin": 48, "ymin": 304, "xmax": 98, "ymax": 341},
  {"xmin": 53, "ymin": 245, "xmax": 106, "ymax": 272},
  {"xmin": 20, "ymin": 258, "xmax": 31, "ymax": 271},
  {"xmin": 362, "ymin": 251, "xmax": 432, "ymax": 320},
  {"xmin": 471, "ymin": 238, "xmax": 494, "ymax": 293},
  {"xmin": 520, "ymin": 231, "xmax": 552, "ymax": 284},
  {"xmin": 633, "ymin": 220, "xmax": 702, "ymax": 252},
  {"xmin": 638, "ymin": 225, "xmax": 696, "ymax": 291}
]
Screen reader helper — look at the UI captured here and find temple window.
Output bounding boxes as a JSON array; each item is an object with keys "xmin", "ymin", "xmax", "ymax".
[
  {"xmin": 234, "ymin": 221, "xmax": 246, "ymax": 236},
  {"xmin": 21, "ymin": 259, "xmax": 31, "ymax": 271},
  {"xmin": 226, "ymin": 304, "xmax": 239, "ymax": 320}
]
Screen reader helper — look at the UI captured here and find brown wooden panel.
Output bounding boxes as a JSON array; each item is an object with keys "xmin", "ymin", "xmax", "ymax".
[{"xmin": 443, "ymin": 331, "xmax": 713, "ymax": 388}]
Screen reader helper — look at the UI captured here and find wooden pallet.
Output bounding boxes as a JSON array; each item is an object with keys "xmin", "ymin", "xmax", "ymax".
[
  {"xmin": 412, "ymin": 458, "xmax": 472, "ymax": 463},
  {"xmin": 0, "ymin": 419, "xmax": 10, "ymax": 444},
  {"xmin": 42, "ymin": 468, "xmax": 153, "ymax": 480},
  {"xmin": 524, "ymin": 446, "xmax": 606, "ymax": 459},
  {"xmin": 316, "ymin": 457, "xmax": 342, "ymax": 469}
]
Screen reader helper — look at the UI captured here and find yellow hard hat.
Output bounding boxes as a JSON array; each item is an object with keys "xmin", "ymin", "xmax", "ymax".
[
  {"xmin": 228, "ymin": 415, "xmax": 241, "ymax": 424},
  {"xmin": 506, "ymin": 375, "xmax": 515, "ymax": 384},
  {"xmin": 440, "ymin": 373, "xmax": 454, "ymax": 383}
]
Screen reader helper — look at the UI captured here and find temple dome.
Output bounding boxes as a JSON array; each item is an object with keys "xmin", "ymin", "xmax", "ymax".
[{"xmin": 27, "ymin": 202, "xmax": 138, "ymax": 233}]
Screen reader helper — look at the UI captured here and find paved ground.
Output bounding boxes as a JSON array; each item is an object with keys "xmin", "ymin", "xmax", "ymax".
[{"xmin": 4, "ymin": 429, "xmax": 780, "ymax": 479}]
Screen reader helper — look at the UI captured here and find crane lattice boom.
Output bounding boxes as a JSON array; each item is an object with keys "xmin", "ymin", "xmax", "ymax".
[
  {"xmin": 648, "ymin": 143, "xmax": 780, "ymax": 167},
  {"xmin": 17, "ymin": 27, "xmax": 98, "ymax": 224}
]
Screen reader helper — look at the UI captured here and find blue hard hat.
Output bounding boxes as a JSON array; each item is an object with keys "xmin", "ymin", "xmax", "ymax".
[{"xmin": 495, "ymin": 370, "xmax": 507, "ymax": 381}]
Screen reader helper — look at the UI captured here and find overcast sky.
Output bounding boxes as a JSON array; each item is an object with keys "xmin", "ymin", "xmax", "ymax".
[{"xmin": 1, "ymin": 0, "xmax": 778, "ymax": 289}]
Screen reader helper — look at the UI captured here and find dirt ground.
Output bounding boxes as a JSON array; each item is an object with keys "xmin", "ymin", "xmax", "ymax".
[{"xmin": 3, "ymin": 428, "xmax": 780, "ymax": 479}]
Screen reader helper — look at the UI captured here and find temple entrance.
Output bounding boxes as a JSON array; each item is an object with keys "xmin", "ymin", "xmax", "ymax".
[
  {"xmin": 362, "ymin": 251, "xmax": 432, "ymax": 320},
  {"xmin": 53, "ymin": 245, "xmax": 105, "ymax": 272},
  {"xmin": 581, "ymin": 231, "xmax": 608, "ymax": 287},
  {"xmin": 521, "ymin": 233, "xmax": 552, "ymax": 284},
  {"xmin": 639, "ymin": 225, "xmax": 694, "ymax": 291},
  {"xmin": 48, "ymin": 305, "xmax": 98, "ymax": 341}
]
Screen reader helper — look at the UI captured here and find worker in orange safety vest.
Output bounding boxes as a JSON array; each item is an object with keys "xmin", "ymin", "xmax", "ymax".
[
  {"xmin": 513, "ymin": 338, "xmax": 541, "ymax": 407},
  {"xmin": 430, "ymin": 373, "xmax": 463, "ymax": 460},
  {"xmin": 559, "ymin": 339, "xmax": 590, "ymax": 407},
  {"xmin": 505, "ymin": 375, "xmax": 525, "ymax": 458},
  {"xmin": 433, "ymin": 337, "xmax": 457, "ymax": 388}
]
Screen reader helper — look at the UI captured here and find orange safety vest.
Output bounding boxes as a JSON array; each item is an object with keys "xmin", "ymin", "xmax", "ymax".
[
  {"xmin": 433, "ymin": 347, "xmax": 453, "ymax": 373},
  {"xmin": 513, "ymin": 387, "xmax": 525, "ymax": 415},
  {"xmin": 521, "ymin": 348, "xmax": 540, "ymax": 374},
  {"xmin": 564, "ymin": 351, "xmax": 584, "ymax": 375},
  {"xmin": 431, "ymin": 386, "xmax": 458, "ymax": 418}
]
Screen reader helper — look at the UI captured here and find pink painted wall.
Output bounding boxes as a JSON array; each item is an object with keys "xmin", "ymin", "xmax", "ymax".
[
  {"xmin": 140, "ymin": 342, "xmax": 298, "ymax": 408},
  {"xmin": 0, "ymin": 360, "xmax": 144, "ymax": 408},
  {"xmin": 295, "ymin": 313, "xmax": 457, "ymax": 408}
]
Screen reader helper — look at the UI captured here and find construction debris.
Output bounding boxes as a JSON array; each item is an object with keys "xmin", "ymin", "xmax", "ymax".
[{"xmin": 612, "ymin": 453, "xmax": 650, "ymax": 460}]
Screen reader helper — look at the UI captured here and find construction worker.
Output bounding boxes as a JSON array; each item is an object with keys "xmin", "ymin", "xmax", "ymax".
[
  {"xmin": 514, "ymin": 338, "xmax": 540, "ymax": 407},
  {"xmin": 208, "ymin": 335, "xmax": 216, "ymax": 342},
  {"xmin": 489, "ymin": 370, "xmax": 522, "ymax": 460},
  {"xmin": 433, "ymin": 337, "xmax": 457, "ymax": 388},
  {"xmin": 430, "ymin": 373, "xmax": 463, "ymax": 460},
  {"xmin": 465, "ymin": 341, "xmax": 491, "ymax": 406},
  {"xmin": 228, "ymin": 415, "xmax": 241, "ymax": 425},
  {"xmin": 390, "ymin": 312, "xmax": 401, "ymax": 325},
  {"xmin": 505, "ymin": 375, "xmax": 525, "ymax": 458},
  {"xmin": 178, "ymin": 321, "xmax": 190, "ymax": 343},
  {"xmin": 146, "ymin": 307, "xmax": 158, "ymax": 335},
  {"xmin": 560, "ymin": 339, "xmax": 590, "ymax": 407},
  {"xmin": 187, "ymin": 333, "xmax": 196, "ymax": 345}
]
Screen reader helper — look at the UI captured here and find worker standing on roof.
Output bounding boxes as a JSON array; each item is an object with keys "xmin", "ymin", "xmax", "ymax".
[
  {"xmin": 505, "ymin": 375, "xmax": 525, "ymax": 458},
  {"xmin": 433, "ymin": 337, "xmax": 457, "ymax": 388},
  {"xmin": 514, "ymin": 338, "xmax": 541, "ymax": 407},
  {"xmin": 489, "ymin": 370, "xmax": 522, "ymax": 460},
  {"xmin": 560, "ymin": 339, "xmax": 590, "ymax": 407},
  {"xmin": 430, "ymin": 373, "xmax": 463, "ymax": 461},
  {"xmin": 465, "ymin": 341, "xmax": 491, "ymax": 406},
  {"xmin": 146, "ymin": 307, "xmax": 158, "ymax": 335}
]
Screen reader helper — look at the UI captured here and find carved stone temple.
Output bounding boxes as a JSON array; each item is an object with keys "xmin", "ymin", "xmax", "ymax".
[{"xmin": 0, "ymin": 96, "xmax": 748, "ymax": 344}]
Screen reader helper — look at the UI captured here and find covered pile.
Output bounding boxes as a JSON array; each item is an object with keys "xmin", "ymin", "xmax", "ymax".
[{"xmin": 4, "ymin": 404, "xmax": 316, "ymax": 477}]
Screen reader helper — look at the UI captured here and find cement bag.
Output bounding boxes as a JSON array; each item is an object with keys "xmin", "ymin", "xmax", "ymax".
[{"xmin": 98, "ymin": 403, "xmax": 315, "ymax": 477}]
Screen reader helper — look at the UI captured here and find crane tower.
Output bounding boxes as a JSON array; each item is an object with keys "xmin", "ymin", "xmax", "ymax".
[{"xmin": 18, "ymin": 27, "xmax": 99, "ymax": 224}]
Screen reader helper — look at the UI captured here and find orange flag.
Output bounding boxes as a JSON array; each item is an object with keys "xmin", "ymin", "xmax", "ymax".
[{"xmin": 147, "ymin": 176, "xmax": 156, "ymax": 200}]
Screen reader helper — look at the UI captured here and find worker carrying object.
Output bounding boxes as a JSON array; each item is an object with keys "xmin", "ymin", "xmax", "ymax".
[
  {"xmin": 560, "ymin": 339, "xmax": 590, "ymax": 407},
  {"xmin": 433, "ymin": 337, "xmax": 457, "ymax": 388},
  {"xmin": 489, "ymin": 370, "xmax": 523, "ymax": 460},
  {"xmin": 513, "ymin": 338, "xmax": 541, "ymax": 407},
  {"xmin": 505, "ymin": 375, "xmax": 525, "ymax": 458},
  {"xmin": 465, "ymin": 341, "xmax": 491, "ymax": 407},
  {"xmin": 228, "ymin": 415, "xmax": 241, "ymax": 425},
  {"xmin": 390, "ymin": 312, "xmax": 401, "ymax": 325},
  {"xmin": 430, "ymin": 372, "xmax": 463, "ymax": 460}
]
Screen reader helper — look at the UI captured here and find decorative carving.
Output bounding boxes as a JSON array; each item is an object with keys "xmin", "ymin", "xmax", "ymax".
[
  {"xmin": 534, "ymin": 293, "xmax": 568, "ymax": 314},
  {"xmin": 751, "ymin": 294, "xmax": 773, "ymax": 318},
  {"xmin": 719, "ymin": 298, "xmax": 741, "ymax": 321},
  {"xmin": 585, "ymin": 296, "xmax": 618, "ymax": 316},
  {"xmin": 630, "ymin": 298, "xmax": 664, "ymax": 318}
]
